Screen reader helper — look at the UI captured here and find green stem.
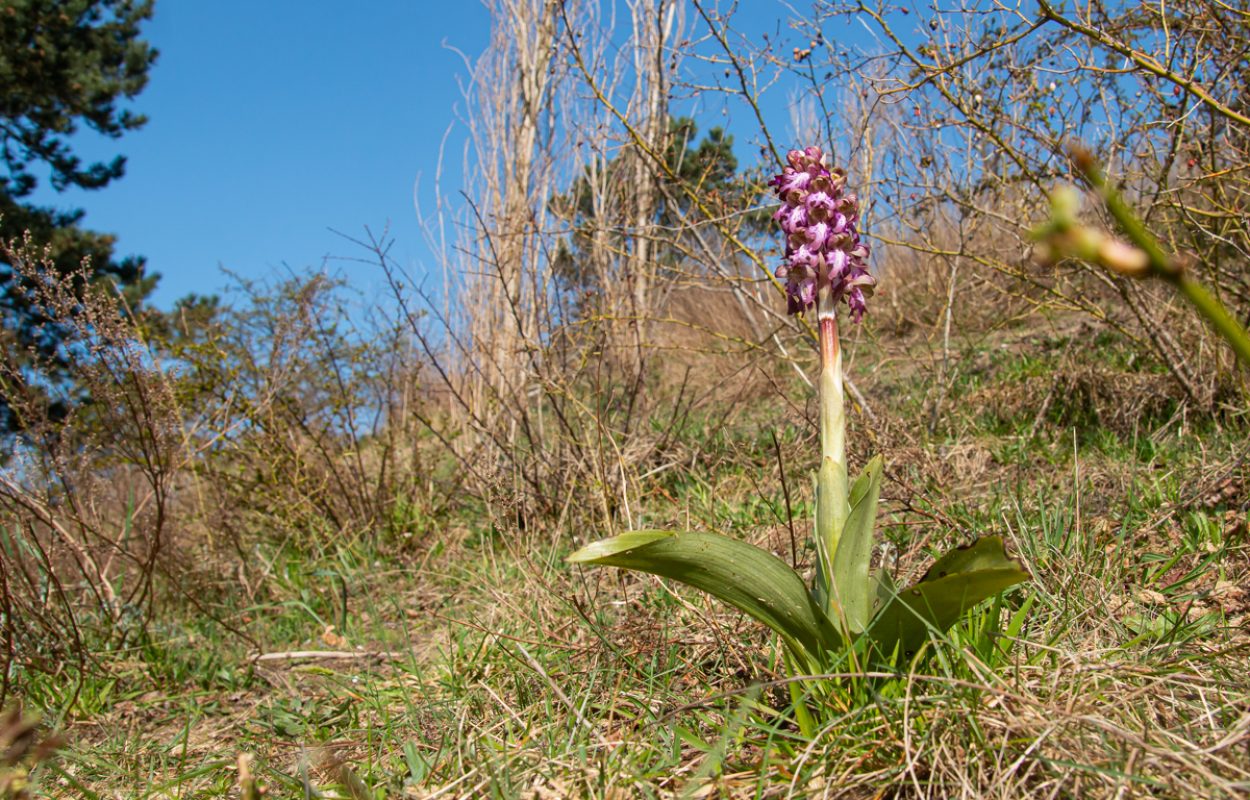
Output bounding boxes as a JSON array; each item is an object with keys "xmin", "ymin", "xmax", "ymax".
[
  {"xmin": 1175, "ymin": 276, "xmax": 1250, "ymax": 366},
  {"xmin": 814, "ymin": 286, "xmax": 849, "ymax": 613}
]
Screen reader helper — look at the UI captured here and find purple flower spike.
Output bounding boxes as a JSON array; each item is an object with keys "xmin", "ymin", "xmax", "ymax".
[{"xmin": 769, "ymin": 147, "xmax": 876, "ymax": 318}]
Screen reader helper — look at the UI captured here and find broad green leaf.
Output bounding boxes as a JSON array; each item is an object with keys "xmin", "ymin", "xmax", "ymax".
[
  {"xmin": 847, "ymin": 460, "xmax": 873, "ymax": 509},
  {"xmin": 831, "ymin": 455, "xmax": 884, "ymax": 634},
  {"xmin": 872, "ymin": 568, "xmax": 898, "ymax": 614},
  {"xmin": 567, "ymin": 530, "xmax": 675, "ymax": 560},
  {"xmin": 568, "ymin": 530, "xmax": 839, "ymax": 666},
  {"xmin": 917, "ymin": 535, "xmax": 1026, "ymax": 582},
  {"xmin": 868, "ymin": 535, "xmax": 1030, "ymax": 663}
]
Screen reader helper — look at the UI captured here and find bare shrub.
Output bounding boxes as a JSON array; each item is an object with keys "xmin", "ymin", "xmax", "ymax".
[
  {"xmin": 387, "ymin": 0, "xmax": 693, "ymax": 537},
  {"xmin": 0, "ymin": 233, "xmax": 183, "ymax": 703},
  {"xmin": 0, "ymin": 234, "xmax": 433, "ymax": 702},
  {"xmin": 796, "ymin": 0, "xmax": 1250, "ymax": 405},
  {"xmin": 170, "ymin": 271, "xmax": 430, "ymax": 558}
]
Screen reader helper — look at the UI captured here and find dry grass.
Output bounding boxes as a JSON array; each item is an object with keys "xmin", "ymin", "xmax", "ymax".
[{"xmin": 8, "ymin": 308, "xmax": 1244, "ymax": 799}]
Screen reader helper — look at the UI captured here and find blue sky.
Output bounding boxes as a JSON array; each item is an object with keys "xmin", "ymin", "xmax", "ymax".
[
  {"xmin": 27, "ymin": 1, "xmax": 909, "ymax": 309},
  {"xmin": 32, "ymin": 1, "xmax": 491, "ymax": 306}
]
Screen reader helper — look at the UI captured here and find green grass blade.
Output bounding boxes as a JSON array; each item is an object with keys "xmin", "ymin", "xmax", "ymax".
[
  {"xmin": 831, "ymin": 455, "xmax": 884, "ymax": 634},
  {"xmin": 569, "ymin": 530, "xmax": 839, "ymax": 666}
]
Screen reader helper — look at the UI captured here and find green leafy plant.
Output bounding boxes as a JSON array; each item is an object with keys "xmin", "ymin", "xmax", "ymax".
[{"xmin": 569, "ymin": 147, "xmax": 1031, "ymax": 727}]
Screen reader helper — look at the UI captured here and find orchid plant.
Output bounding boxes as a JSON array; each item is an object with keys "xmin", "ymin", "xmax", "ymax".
[{"xmin": 569, "ymin": 147, "xmax": 1030, "ymax": 723}]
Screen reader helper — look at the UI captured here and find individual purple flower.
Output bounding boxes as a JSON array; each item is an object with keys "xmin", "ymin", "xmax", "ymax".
[
  {"xmin": 770, "ymin": 147, "xmax": 876, "ymax": 318},
  {"xmin": 804, "ymin": 191, "xmax": 836, "ymax": 221},
  {"xmin": 789, "ymin": 243, "xmax": 819, "ymax": 270},
  {"xmin": 805, "ymin": 221, "xmax": 831, "ymax": 251},
  {"xmin": 842, "ymin": 267, "xmax": 875, "ymax": 323},
  {"xmin": 827, "ymin": 248, "xmax": 848, "ymax": 279},
  {"xmin": 771, "ymin": 168, "xmax": 812, "ymax": 197},
  {"xmin": 776, "ymin": 204, "xmax": 807, "ymax": 235}
]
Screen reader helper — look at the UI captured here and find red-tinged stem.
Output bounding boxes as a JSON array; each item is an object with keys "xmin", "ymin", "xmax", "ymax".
[
  {"xmin": 819, "ymin": 314, "xmax": 839, "ymax": 372},
  {"xmin": 817, "ymin": 288, "xmax": 844, "ymax": 466}
]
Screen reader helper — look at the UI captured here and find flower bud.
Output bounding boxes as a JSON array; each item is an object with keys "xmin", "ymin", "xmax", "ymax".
[{"xmin": 1098, "ymin": 238, "xmax": 1150, "ymax": 277}]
